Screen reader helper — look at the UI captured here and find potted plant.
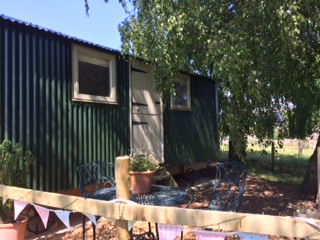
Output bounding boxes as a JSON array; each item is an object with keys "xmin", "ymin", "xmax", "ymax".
[
  {"xmin": 0, "ymin": 139, "xmax": 33, "ymax": 240},
  {"xmin": 129, "ymin": 148, "xmax": 160, "ymax": 194}
]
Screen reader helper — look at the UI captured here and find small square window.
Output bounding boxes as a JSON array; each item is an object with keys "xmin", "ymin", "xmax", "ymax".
[
  {"xmin": 171, "ymin": 74, "xmax": 191, "ymax": 110},
  {"xmin": 72, "ymin": 45, "xmax": 117, "ymax": 103}
]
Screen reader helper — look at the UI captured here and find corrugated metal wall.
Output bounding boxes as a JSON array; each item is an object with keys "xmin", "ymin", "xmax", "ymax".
[
  {"xmin": 164, "ymin": 76, "xmax": 219, "ymax": 168},
  {"xmin": 0, "ymin": 16, "xmax": 219, "ymax": 192},
  {"xmin": 0, "ymin": 18, "xmax": 130, "ymax": 192}
]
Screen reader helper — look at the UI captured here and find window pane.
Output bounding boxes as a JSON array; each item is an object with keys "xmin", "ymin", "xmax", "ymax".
[
  {"xmin": 173, "ymin": 79, "xmax": 188, "ymax": 106},
  {"xmin": 78, "ymin": 60, "xmax": 111, "ymax": 97}
]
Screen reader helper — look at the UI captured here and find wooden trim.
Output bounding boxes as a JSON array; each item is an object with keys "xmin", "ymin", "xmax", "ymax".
[{"xmin": 1, "ymin": 185, "xmax": 319, "ymax": 238}]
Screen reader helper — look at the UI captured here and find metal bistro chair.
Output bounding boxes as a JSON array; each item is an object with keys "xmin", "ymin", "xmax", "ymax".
[
  {"xmin": 208, "ymin": 161, "xmax": 248, "ymax": 212},
  {"xmin": 182, "ymin": 162, "xmax": 248, "ymax": 239},
  {"xmin": 77, "ymin": 161, "xmax": 115, "ymax": 240}
]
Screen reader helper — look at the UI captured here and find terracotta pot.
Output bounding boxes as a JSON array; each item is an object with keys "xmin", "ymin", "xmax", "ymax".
[
  {"xmin": 0, "ymin": 216, "xmax": 28, "ymax": 240},
  {"xmin": 129, "ymin": 171, "xmax": 155, "ymax": 194}
]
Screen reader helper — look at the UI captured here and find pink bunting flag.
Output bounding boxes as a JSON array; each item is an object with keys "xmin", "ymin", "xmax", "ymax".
[
  {"xmin": 191, "ymin": 230, "xmax": 227, "ymax": 240},
  {"xmin": 14, "ymin": 200, "xmax": 29, "ymax": 220},
  {"xmin": 34, "ymin": 205, "xmax": 50, "ymax": 228},
  {"xmin": 54, "ymin": 210, "xmax": 72, "ymax": 232},
  {"xmin": 158, "ymin": 224, "xmax": 185, "ymax": 240}
]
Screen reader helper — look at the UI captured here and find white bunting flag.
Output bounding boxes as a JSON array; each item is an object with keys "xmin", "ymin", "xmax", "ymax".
[
  {"xmin": 54, "ymin": 210, "xmax": 72, "ymax": 231},
  {"xmin": 84, "ymin": 213, "xmax": 97, "ymax": 226},
  {"xmin": 2, "ymin": 197, "xmax": 7, "ymax": 205},
  {"xmin": 294, "ymin": 216, "xmax": 320, "ymax": 230},
  {"xmin": 14, "ymin": 200, "xmax": 29, "ymax": 220}
]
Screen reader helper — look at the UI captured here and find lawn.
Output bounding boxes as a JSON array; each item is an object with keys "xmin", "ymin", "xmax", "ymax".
[{"xmin": 220, "ymin": 140, "xmax": 313, "ymax": 187}]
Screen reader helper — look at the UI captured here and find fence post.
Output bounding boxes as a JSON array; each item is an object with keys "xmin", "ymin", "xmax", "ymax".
[
  {"xmin": 271, "ymin": 141, "xmax": 275, "ymax": 172},
  {"xmin": 115, "ymin": 156, "xmax": 131, "ymax": 239}
]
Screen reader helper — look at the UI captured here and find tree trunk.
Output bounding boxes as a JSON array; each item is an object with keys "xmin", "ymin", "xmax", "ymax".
[
  {"xmin": 228, "ymin": 140, "xmax": 247, "ymax": 163},
  {"xmin": 300, "ymin": 136, "xmax": 320, "ymax": 199}
]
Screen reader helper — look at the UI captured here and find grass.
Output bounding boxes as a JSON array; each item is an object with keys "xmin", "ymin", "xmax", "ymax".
[{"xmin": 220, "ymin": 142, "xmax": 313, "ymax": 187}]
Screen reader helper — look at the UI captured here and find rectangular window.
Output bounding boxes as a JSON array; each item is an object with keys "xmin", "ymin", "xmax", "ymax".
[
  {"xmin": 171, "ymin": 74, "xmax": 191, "ymax": 110},
  {"xmin": 72, "ymin": 45, "xmax": 117, "ymax": 103}
]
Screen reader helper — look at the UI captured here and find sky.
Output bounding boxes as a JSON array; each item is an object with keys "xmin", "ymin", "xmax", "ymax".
[{"xmin": 0, "ymin": 0, "xmax": 128, "ymax": 50}]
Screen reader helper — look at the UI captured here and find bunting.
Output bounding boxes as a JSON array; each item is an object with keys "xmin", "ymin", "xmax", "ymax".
[
  {"xmin": 13, "ymin": 200, "xmax": 73, "ymax": 232},
  {"xmin": 158, "ymin": 224, "xmax": 185, "ymax": 240},
  {"xmin": 294, "ymin": 216, "xmax": 320, "ymax": 230},
  {"xmin": 54, "ymin": 210, "xmax": 72, "ymax": 231},
  {"xmin": 34, "ymin": 205, "xmax": 50, "ymax": 228},
  {"xmin": 83, "ymin": 213, "xmax": 97, "ymax": 226},
  {"xmin": 14, "ymin": 200, "xmax": 29, "ymax": 220}
]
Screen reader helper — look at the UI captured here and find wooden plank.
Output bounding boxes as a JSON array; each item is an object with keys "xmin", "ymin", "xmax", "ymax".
[{"xmin": 1, "ymin": 185, "xmax": 320, "ymax": 238}]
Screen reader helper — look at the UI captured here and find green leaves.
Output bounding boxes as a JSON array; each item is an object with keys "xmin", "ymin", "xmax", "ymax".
[
  {"xmin": 0, "ymin": 139, "xmax": 33, "ymax": 223},
  {"xmin": 129, "ymin": 148, "xmax": 160, "ymax": 172}
]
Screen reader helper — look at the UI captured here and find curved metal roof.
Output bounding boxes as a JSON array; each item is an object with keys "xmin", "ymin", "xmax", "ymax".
[{"xmin": 0, "ymin": 14, "xmax": 120, "ymax": 54}]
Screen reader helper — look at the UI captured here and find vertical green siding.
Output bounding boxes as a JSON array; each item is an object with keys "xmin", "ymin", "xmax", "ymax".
[
  {"xmin": 164, "ymin": 76, "xmax": 219, "ymax": 168},
  {"xmin": 0, "ymin": 16, "xmax": 219, "ymax": 191},
  {"xmin": 0, "ymin": 18, "xmax": 130, "ymax": 192}
]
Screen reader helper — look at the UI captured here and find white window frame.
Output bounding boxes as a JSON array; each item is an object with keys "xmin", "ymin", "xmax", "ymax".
[
  {"xmin": 170, "ymin": 74, "xmax": 191, "ymax": 110},
  {"xmin": 72, "ymin": 45, "xmax": 117, "ymax": 104}
]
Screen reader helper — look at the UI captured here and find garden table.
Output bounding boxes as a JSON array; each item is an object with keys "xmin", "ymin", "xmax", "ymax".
[
  {"xmin": 91, "ymin": 184, "xmax": 190, "ymax": 206},
  {"xmin": 90, "ymin": 184, "xmax": 191, "ymax": 239}
]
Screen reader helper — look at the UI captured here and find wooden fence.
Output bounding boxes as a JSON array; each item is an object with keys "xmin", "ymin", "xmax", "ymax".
[{"xmin": 1, "ymin": 156, "xmax": 320, "ymax": 239}]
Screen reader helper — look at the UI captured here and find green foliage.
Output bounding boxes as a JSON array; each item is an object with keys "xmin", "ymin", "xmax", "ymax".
[
  {"xmin": 220, "ymin": 141, "xmax": 310, "ymax": 186},
  {"xmin": 129, "ymin": 148, "xmax": 160, "ymax": 172},
  {"xmin": 0, "ymin": 140, "xmax": 33, "ymax": 223}
]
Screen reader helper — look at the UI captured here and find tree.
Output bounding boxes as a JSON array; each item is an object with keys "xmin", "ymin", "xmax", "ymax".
[
  {"xmin": 119, "ymin": 2, "xmax": 319, "ymax": 146},
  {"xmin": 85, "ymin": 0, "xmax": 320, "ymax": 195}
]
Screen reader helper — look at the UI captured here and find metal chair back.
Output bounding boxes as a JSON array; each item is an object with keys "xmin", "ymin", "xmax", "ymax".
[
  {"xmin": 208, "ymin": 162, "xmax": 248, "ymax": 212},
  {"xmin": 77, "ymin": 161, "xmax": 115, "ymax": 198},
  {"xmin": 77, "ymin": 161, "xmax": 115, "ymax": 240}
]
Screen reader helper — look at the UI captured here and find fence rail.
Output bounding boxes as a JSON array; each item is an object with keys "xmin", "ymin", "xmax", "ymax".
[
  {"xmin": 1, "ymin": 156, "xmax": 320, "ymax": 239},
  {"xmin": 0, "ymin": 184, "xmax": 320, "ymax": 239}
]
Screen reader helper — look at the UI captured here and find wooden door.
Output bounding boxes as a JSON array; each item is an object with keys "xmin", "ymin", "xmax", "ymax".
[{"xmin": 131, "ymin": 63, "xmax": 163, "ymax": 162}]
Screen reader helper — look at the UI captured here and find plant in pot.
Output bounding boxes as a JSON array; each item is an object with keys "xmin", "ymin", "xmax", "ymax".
[
  {"xmin": 0, "ymin": 139, "xmax": 33, "ymax": 240},
  {"xmin": 129, "ymin": 148, "xmax": 160, "ymax": 194}
]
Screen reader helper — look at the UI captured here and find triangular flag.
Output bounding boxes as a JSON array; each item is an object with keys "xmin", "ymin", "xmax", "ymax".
[
  {"xmin": 14, "ymin": 201, "xmax": 29, "ymax": 220},
  {"xmin": 128, "ymin": 221, "xmax": 136, "ymax": 231},
  {"xmin": 84, "ymin": 213, "xmax": 97, "ymax": 226},
  {"xmin": 2, "ymin": 197, "xmax": 7, "ymax": 205},
  {"xmin": 54, "ymin": 210, "xmax": 72, "ymax": 232},
  {"xmin": 34, "ymin": 205, "xmax": 50, "ymax": 228},
  {"xmin": 294, "ymin": 217, "xmax": 320, "ymax": 230},
  {"xmin": 158, "ymin": 224, "xmax": 185, "ymax": 240},
  {"xmin": 192, "ymin": 229, "xmax": 227, "ymax": 240}
]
